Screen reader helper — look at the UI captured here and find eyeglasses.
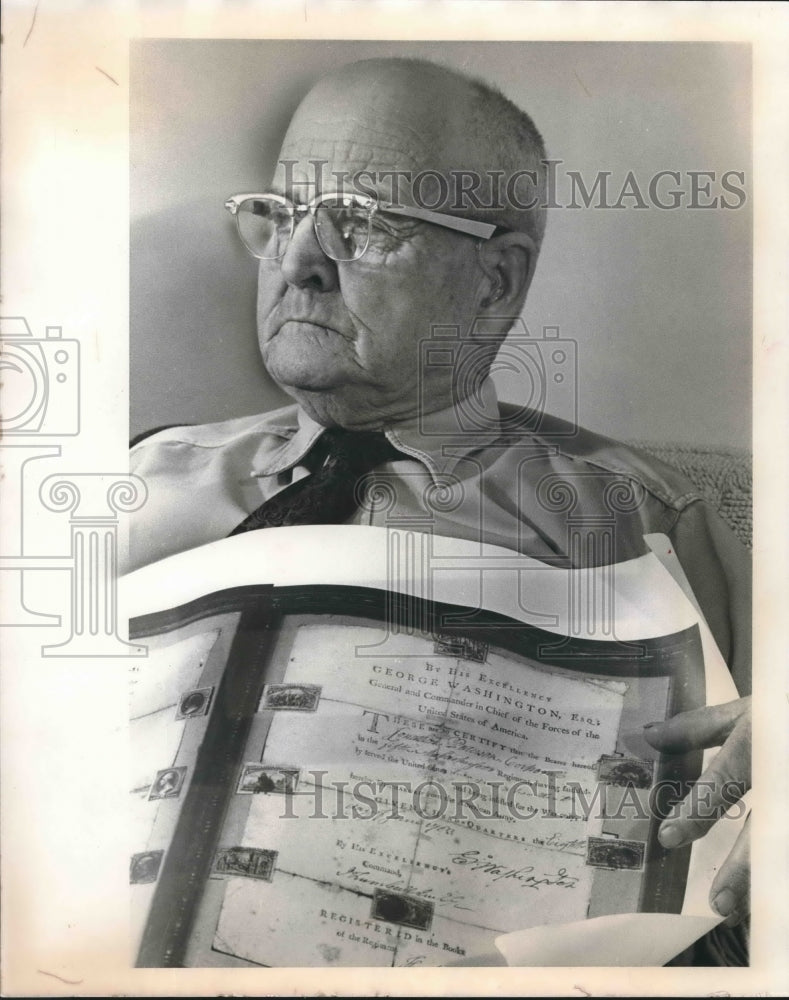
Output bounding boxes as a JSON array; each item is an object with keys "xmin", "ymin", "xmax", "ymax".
[{"xmin": 224, "ymin": 191, "xmax": 498, "ymax": 262}]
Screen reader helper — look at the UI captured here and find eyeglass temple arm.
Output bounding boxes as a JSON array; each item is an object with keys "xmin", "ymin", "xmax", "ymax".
[
  {"xmin": 224, "ymin": 193, "xmax": 498, "ymax": 239},
  {"xmin": 380, "ymin": 203, "xmax": 497, "ymax": 239}
]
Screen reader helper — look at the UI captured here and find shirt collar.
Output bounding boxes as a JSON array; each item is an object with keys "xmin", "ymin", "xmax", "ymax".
[{"xmin": 249, "ymin": 378, "xmax": 503, "ymax": 482}]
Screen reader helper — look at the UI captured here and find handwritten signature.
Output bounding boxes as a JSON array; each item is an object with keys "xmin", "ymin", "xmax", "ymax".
[{"xmin": 449, "ymin": 850, "xmax": 579, "ymax": 890}]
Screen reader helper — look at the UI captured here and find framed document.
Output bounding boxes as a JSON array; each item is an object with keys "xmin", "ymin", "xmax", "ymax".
[{"xmin": 130, "ymin": 580, "xmax": 705, "ymax": 967}]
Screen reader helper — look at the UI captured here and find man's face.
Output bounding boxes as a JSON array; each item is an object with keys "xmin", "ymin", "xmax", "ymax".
[{"xmin": 255, "ymin": 78, "xmax": 489, "ymax": 429}]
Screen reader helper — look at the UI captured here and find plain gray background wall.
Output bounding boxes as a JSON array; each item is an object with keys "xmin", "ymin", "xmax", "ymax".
[{"xmin": 130, "ymin": 40, "xmax": 751, "ymax": 447}]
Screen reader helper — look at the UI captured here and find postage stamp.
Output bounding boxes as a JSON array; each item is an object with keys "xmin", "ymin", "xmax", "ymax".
[
  {"xmin": 585, "ymin": 837, "xmax": 646, "ymax": 871},
  {"xmin": 370, "ymin": 889, "xmax": 434, "ymax": 931},
  {"xmin": 212, "ymin": 846, "xmax": 278, "ymax": 882},
  {"xmin": 259, "ymin": 683, "xmax": 321, "ymax": 712},
  {"xmin": 175, "ymin": 685, "xmax": 214, "ymax": 720},
  {"xmin": 597, "ymin": 754, "xmax": 655, "ymax": 789},
  {"xmin": 129, "ymin": 850, "xmax": 164, "ymax": 885},
  {"xmin": 237, "ymin": 764, "xmax": 300, "ymax": 795},
  {"xmin": 148, "ymin": 766, "xmax": 187, "ymax": 801},
  {"xmin": 432, "ymin": 634, "xmax": 489, "ymax": 663}
]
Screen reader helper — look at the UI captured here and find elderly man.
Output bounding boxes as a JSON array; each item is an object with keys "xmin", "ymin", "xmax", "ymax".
[{"xmin": 129, "ymin": 58, "xmax": 751, "ymax": 964}]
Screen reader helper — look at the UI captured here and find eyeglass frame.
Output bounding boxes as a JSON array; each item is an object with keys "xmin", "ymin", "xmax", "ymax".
[{"xmin": 224, "ymin": 190, "xmax": 500, "ymax": 261}]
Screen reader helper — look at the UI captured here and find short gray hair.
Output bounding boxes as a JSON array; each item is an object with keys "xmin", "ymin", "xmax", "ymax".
[{"xmin": 463, "ymin": 74, "xmax": 548, "ymax": 250}]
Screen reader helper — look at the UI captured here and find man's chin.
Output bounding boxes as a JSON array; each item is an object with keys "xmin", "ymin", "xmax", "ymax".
[
  {"xmin": 267, "ymin": 366, "xmax": 344, "ymax": 394},
  {"xmin": 263, "ymin": 338, "xmax": 351, "ymax": 394}
]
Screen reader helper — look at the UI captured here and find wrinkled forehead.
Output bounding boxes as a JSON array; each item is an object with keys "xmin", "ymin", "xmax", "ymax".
[{"xmin": 270, "ymin": 81, "xmax": 459, "ymax": 202}]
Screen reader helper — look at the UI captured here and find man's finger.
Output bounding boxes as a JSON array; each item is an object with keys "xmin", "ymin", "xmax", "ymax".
[
  {"xmin": 709, "ymin": 814, "xmax": 750, "ymax": 926},
  {"xmin": 642, "ymin": 696, "xmax": 750, "ymax": 753},
  {"xmin": 656, "ymin": 715, "xmax": 751, "ymax": 848}
]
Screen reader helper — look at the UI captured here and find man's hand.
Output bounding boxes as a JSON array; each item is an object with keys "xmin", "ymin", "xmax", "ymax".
[{"xmin": 642, "ymin": 696, "xmax": 751, "ymax": 926}]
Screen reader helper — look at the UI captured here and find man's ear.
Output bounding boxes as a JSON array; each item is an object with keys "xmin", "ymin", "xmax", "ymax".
[{"xmin": 476, "ymin": 232, "xmax": 538, "ymax": 313}]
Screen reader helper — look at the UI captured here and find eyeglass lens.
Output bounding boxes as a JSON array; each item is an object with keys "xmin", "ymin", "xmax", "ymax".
[{"xmin": 236, "ymin": 197, "xmax": 371, "ymax": 261}]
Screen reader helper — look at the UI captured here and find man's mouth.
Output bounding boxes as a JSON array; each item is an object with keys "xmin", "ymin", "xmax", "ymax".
[
  {"xmin": 278, "ymin": 319, "xmax": 336, "ymax": 333},
  {"xmin": 274, "ymin": 319, "xmax": 349, "ymax": 341}
]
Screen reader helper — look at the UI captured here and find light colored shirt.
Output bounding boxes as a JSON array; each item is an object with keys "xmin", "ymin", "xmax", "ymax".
[{"xmin": 128, "ymin": 381, "xmax": 750, "ymax": 694}]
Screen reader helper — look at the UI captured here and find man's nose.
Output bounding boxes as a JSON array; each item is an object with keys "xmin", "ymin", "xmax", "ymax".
[{"xmin": 278, "ymin": 213, "xmax": 339, "ymax": 292}]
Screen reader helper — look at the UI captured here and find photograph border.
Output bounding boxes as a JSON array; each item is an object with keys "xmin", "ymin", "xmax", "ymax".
[{"xmin": 1, "ymin": 2, "xmax": 787, "ymax": 996}]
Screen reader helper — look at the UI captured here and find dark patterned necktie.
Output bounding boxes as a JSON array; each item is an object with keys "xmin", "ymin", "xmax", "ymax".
[{"xmin": 229, "ymin": 428, "xmax": 404, "ymax": 535}]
